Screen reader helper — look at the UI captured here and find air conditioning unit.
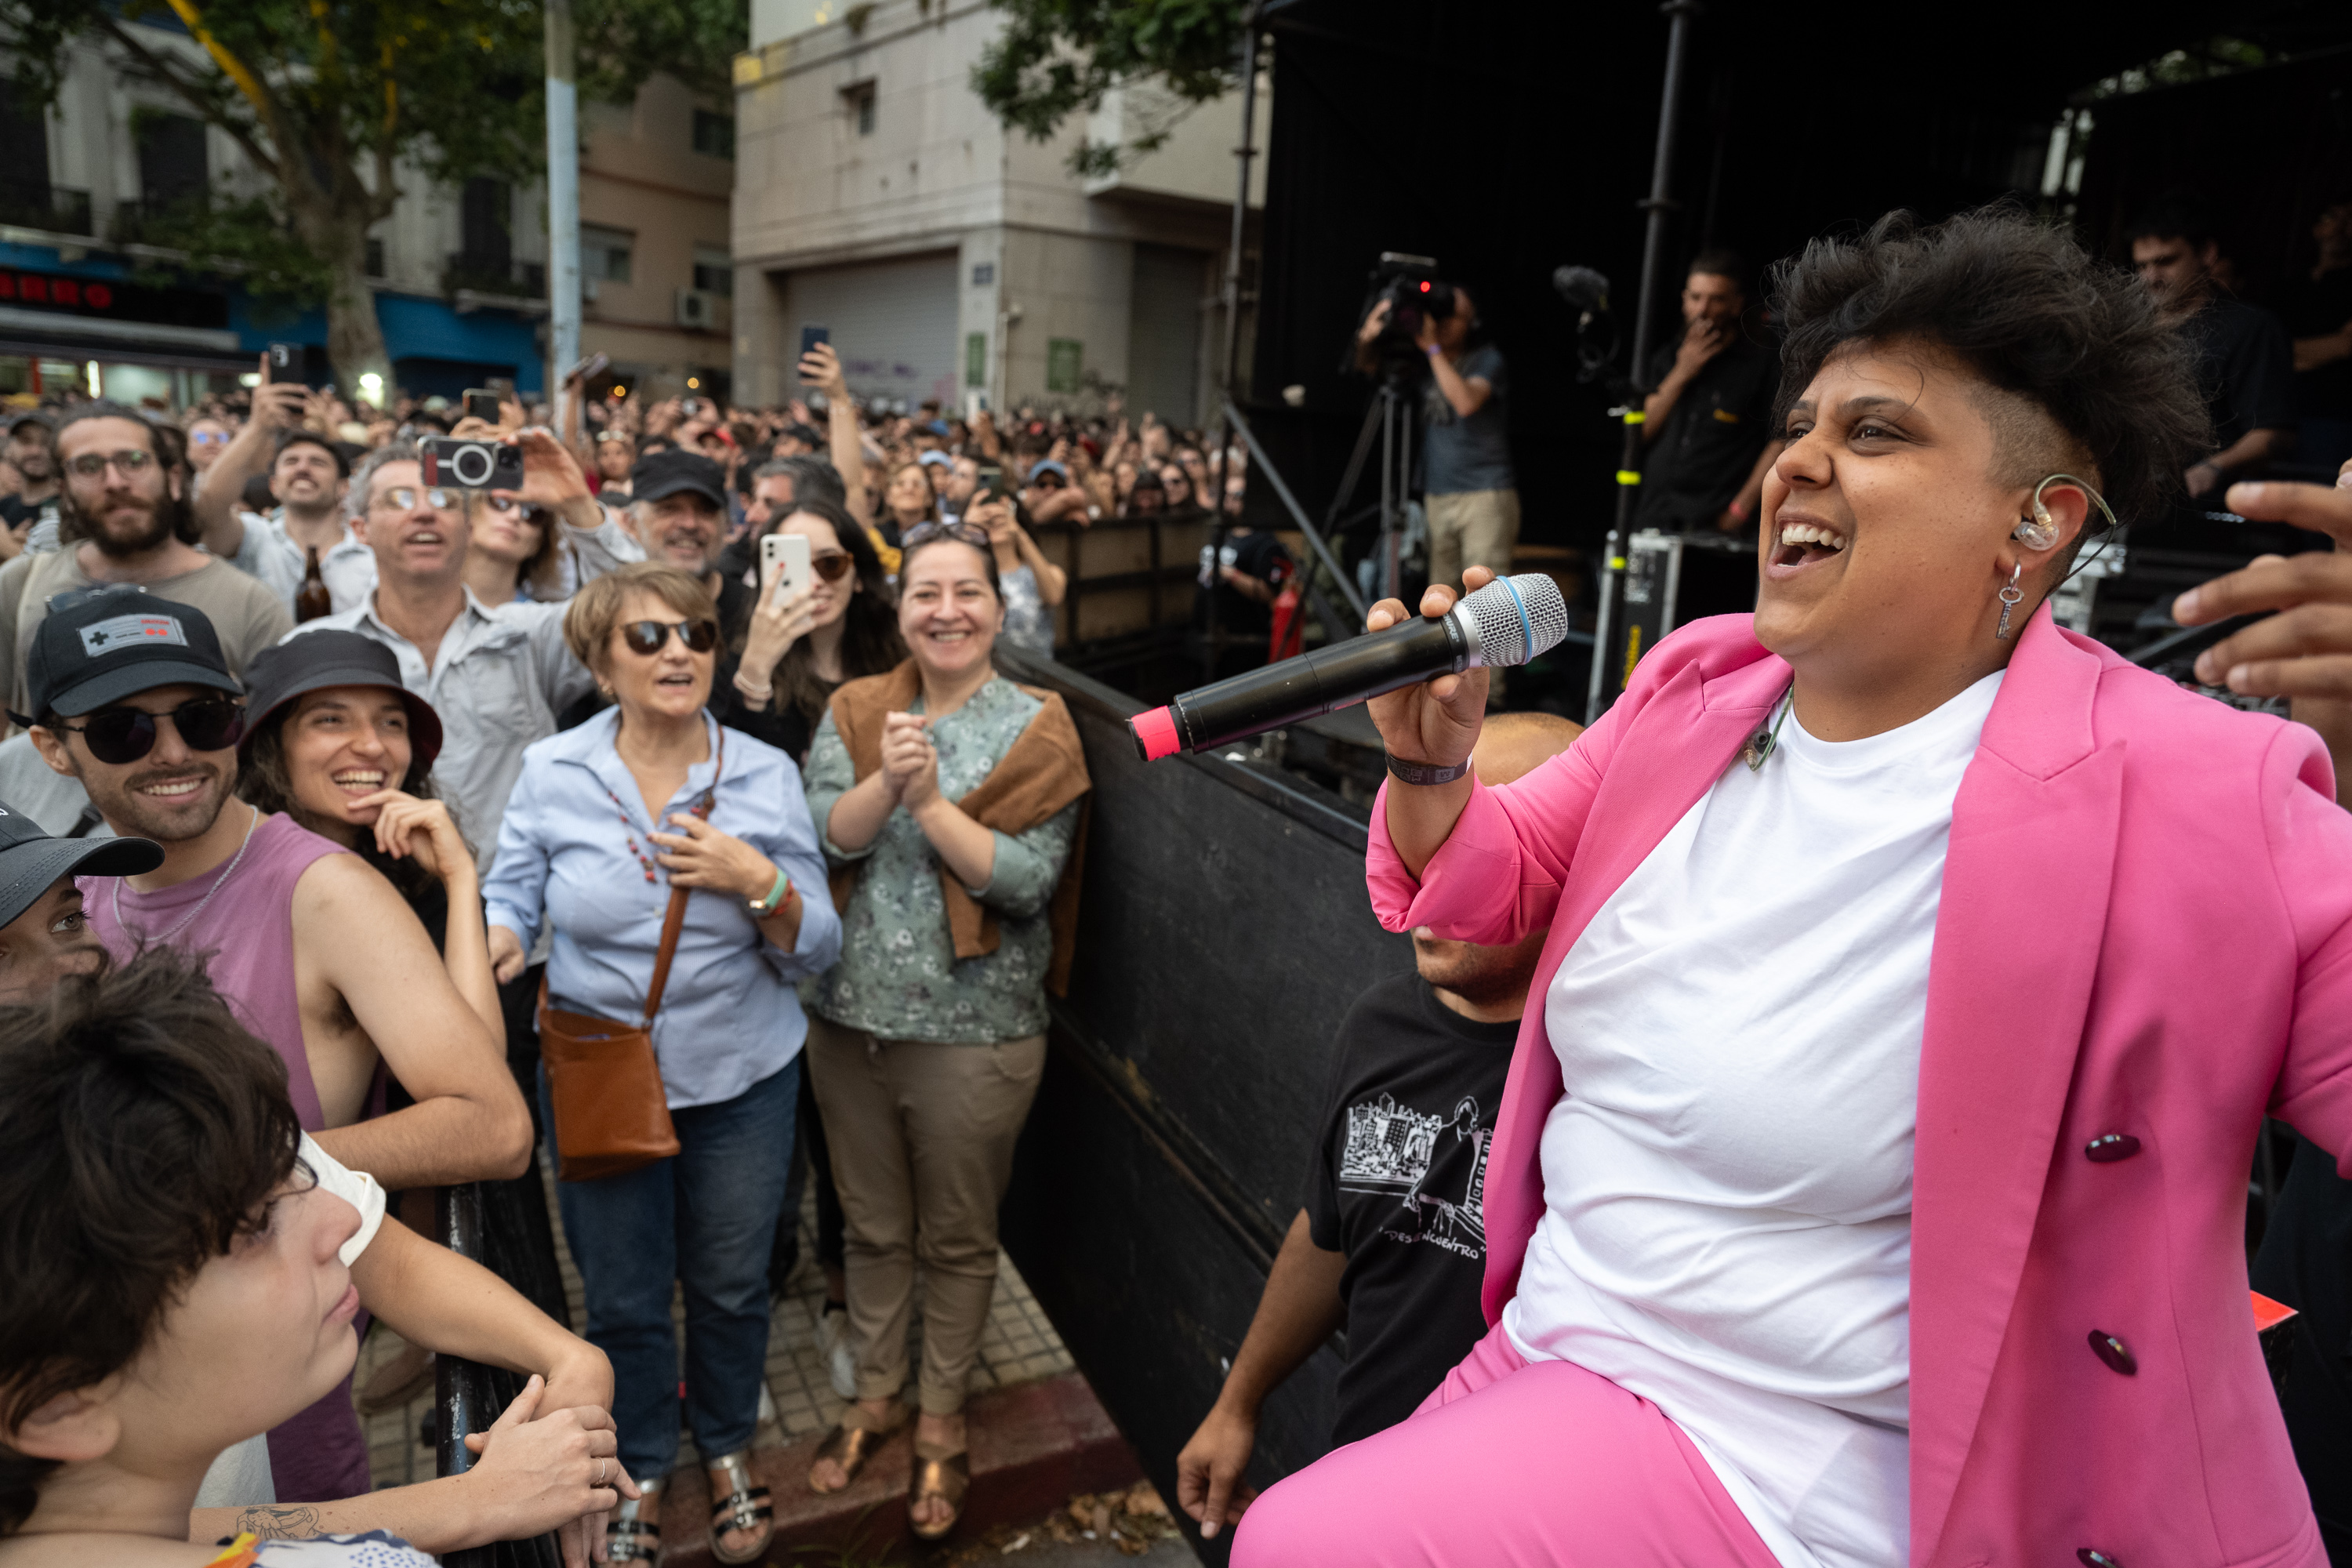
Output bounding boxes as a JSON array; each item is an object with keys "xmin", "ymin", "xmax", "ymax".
[{"xmin": 676, "ymin": 287, "xmax": 717, "ymax": 329}]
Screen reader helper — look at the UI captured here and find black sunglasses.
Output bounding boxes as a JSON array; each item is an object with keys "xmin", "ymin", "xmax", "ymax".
[
  {"xmin": 619, "ymin": 619, "xmax": 719, "ymax": 656},
  {"xmin": 53, "ymin": 697, "xmax": 245, "ymax": 764}
]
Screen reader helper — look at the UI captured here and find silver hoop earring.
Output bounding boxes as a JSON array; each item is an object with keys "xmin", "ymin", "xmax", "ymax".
[{"xmin": 1995, "ymin": 561, "xmax": 2025, "ymax": 641}]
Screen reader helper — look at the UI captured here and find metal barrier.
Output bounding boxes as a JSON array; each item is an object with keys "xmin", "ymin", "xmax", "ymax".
[{"xmin": 434, "ymin": 1181, "xmax": 565, "ymax": 1568}]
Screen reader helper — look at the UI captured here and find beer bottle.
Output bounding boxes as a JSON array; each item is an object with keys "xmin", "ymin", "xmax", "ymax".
[{"xmin": 296, "ymin": 545, "xmax": 332, "ymax": 622}]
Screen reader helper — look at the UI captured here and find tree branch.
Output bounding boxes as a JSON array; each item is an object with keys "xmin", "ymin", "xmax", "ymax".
[{"xmin": 99, "ymin": 16, "xmax": 281, "ymax": 181}]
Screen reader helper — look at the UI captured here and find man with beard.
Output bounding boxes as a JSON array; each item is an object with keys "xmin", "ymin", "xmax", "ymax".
[
  {"xmin": 290, "ymin": 434, "xmax": 612, "ymax": 871},
  {"xmin": 1174, "ymin": 712, "xmax": 1581, "ymax": 1541},
  {"xmin": 0, "ymin": 409, "xmax": 61, "ymax": 551},
  {"xmin": 20, "ymin": 586, "xmax": 534, "ymax": 1504},
  {"xmin": 0, "ymin": 402, "xmax": 290, "ymax": 722}
]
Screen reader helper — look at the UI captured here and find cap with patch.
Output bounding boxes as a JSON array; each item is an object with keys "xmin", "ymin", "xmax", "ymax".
[
  {"xmin": 629, "ymin": 449, "xmax": 728, "ymax": 509},
  {"xmin": 0, "ymin": 793, "xmax": 162, "ymax": 931},
  {"xmin": 19, "ymin": 587, "xmax": 239, "ymax": 721}
]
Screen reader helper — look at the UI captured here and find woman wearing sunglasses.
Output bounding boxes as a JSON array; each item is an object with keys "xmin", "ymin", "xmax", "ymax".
[
  {"xmin": 717, "ymin": 495, "xmax": 905, "ymax": 767},
  {"xmin": 800, "ymin": 521, "xmax": 1091, "ymax": 1541},
  {"xmin": 465, "ymin": 492, "xmax": 572, "ymax": 604},
  {"xmin": 481, "ymin": 561, "xmax": 840, "ymax": 1568}
]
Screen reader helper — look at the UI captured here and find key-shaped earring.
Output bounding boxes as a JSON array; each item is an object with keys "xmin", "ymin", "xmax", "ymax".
[{"xmin": 1995, "ymin": 561, "xmax": 2025, "ymax": 641}]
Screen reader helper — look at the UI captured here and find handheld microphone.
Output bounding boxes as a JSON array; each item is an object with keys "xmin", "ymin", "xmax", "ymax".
[{"xmin": 1130, "ymin": 572, "xmax": 1570, "ymax": 760}]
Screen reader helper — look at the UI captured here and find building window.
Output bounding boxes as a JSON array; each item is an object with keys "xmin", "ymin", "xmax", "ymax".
[
  {"xmin": 965, "ymin": 332, "xmax": 986, "ymax": 387},
  {"xmin": 844, "ymin": 82, "xmax": 876, "ymax": 136},
  {"xmin": 691, "ymin": 109, "xmax": 735, "ymax": 160},
  {"xmin": 1047, "ymin": 337, "xmax": 1083, "ymax": 394},
  {"xmin": 133, "ymin": 109, "xmax": 209, "ymax": 212},
  {"xmin": 692, "ymin": 245, "xmax": 733, "ymax": 297},
  {"xmin": 580, "ymin": 225, "xmax": 633, "ymax": 285},
  {"xmin": 365, "ymin": 237, "xmax": 385, "ymax": 278}
]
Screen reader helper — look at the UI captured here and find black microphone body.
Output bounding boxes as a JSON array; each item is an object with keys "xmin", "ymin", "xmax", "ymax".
[
  {"xmin": 1170, "ymin": 614, "xmax": 1466, "ymax": 754},
  {"xmin": 1130, "ymin": 572, "xmax": 1570, "ymax": 759}
]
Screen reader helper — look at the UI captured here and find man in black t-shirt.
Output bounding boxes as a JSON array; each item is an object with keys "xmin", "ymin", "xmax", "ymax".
[
  {"xmin": 2129, "ymin": 198, "xmax": 2297, "ymax": 500},
  {"xmin": 1195, "ymin": 523, "xmax": 1293, "ymax": 675},
  {"xmin": 2278, "ymin": 194, "xmax": 2352, "ymax": 474},
  {"xmin": 1175, "ymin": 712, "xmax": 1581, "ymax": 1541},
  {"xmin": 1634, "ymin": 252, "xmax": 1781, "ymax": 536}
]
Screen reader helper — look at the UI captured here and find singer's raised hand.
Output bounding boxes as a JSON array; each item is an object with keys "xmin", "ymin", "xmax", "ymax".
[
  {"xmin": 1366, "ymin": 566, "xmax": 1492, "ymax": 881},
  {"xmin": 1364, "ymin": 566, "xmax": 1494, "ymax": 769}
]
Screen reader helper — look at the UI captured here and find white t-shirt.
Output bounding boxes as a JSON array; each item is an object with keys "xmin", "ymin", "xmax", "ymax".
[
  {"xmin": 1506, "ymin": 670, "xmax": 2001, "ymax": 1568},
  {"xmin": 192, "ymin": 1135, "xmax": 386, "ymax": 1511}
]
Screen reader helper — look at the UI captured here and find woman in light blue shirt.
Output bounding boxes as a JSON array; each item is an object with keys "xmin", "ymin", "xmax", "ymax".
[{"xmin": 483, "ymin": 562, "xmax": 839, "ymax": 1567}]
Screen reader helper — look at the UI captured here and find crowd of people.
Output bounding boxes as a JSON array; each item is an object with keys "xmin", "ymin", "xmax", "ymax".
[
  {"xmin": 0, "ymin": 332, "xmax": 1172, "ymax": 1563},
  {"xmin": 6, "ymin": 186, "xmax": 2352, "ymax": 1568}
]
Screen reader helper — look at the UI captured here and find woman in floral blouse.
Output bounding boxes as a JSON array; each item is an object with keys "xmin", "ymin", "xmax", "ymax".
[{"xmin": 800, "ymin": 521, "xmax": 1091, "ymax": 1541}]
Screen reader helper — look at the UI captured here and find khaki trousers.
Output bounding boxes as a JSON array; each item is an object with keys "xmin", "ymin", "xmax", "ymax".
[
  {"xmin": 804, "ymin": 1014, "xmax": 1047, "ymax": 1415},
  {"xmin": 1425, "ymin": 487, "xmax": 1523, "ymax": 592}
]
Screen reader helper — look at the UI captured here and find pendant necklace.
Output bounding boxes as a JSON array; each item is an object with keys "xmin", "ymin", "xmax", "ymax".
[{"xmin": 114, "ymin": 803, "xmax": 262, "ymax": 944}]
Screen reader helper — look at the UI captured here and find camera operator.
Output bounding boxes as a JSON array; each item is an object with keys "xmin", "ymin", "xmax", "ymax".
[
  {"xmin": 1635, "ymin": 252, "xmax": 1781, "ymax": 535},
  {"xmin": 1356, "ymin": 287, "xmax": 1518, "ymax": 596}
]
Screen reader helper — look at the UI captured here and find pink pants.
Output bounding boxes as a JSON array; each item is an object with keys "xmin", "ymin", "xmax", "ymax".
[{"xmin": 1230, "ymin": 1322, "xmax": 1781, "ymax": 1567}]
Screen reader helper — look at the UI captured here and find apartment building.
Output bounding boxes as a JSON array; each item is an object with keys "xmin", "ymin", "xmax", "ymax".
[
  {"xmin": 0, "ymin": 21, "xmax": 733, "ymax": 408},
  {"xmin": 729, "ymin": 0, "xmax": 1266, "ymax": 422},
  {"xmin": 578, "ymin": 73, "xmax": 738, "ymax": 403}
]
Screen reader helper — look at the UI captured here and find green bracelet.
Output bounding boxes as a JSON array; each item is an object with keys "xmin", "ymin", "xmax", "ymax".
[{"xmin": 748, "ymin": 866, "xmax": 792, "ymax": 916}]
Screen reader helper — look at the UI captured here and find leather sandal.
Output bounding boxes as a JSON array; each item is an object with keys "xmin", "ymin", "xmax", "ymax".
[
  {"xmin": 604, "ymin": 1475, "xmax": 663, "ymax": 1564},
  {"xmin": 808, "ymin": 1399, "xmax": 907, "ymax": 1494},
  {"xmin": 704, "ymin": 1448, "xmax": 774, "ymax": 1566},
  {"xmin": 909, "ymin": 1438, "xmax": 970, "ymax": 1542}
]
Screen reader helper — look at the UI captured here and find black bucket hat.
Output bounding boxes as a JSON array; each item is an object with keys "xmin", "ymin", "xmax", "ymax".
[
  {"xmin": 238, "ymin": 631, "xmax": 444, "ymax": 777},
  {"xmin": 0, "ymin": 795, "xmax": 162, "ymax": 930}
]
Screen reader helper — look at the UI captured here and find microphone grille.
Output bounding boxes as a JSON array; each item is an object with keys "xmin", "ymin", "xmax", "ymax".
[{"xmin": 1459, "ymin": 573, "xmax": 1571, "ymax": 668}]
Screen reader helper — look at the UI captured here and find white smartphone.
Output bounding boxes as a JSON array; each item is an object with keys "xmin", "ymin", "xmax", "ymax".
[{"xmin": 760, "ymin": 531, "xmax": 811, "ymax": 598}]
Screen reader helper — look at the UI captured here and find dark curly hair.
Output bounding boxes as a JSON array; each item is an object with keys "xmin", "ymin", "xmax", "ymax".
[
  {"xmin": 1769, "ymin": 203, "xmax": 2212, "ymax": 561},
  {"xmin": 0, "ymin": 949, "xmax": 303, "ymax": 1533}
]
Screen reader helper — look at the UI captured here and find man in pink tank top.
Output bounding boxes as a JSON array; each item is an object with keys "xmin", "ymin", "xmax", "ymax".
[{"xmin": 18, "ymin": 587, "xmax": 533, "ymax": 1503}]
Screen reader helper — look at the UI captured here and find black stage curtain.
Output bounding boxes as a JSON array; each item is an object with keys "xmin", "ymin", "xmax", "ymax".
[{"xmin": 1247, "ymin": 0, "xmax": 2352, "ymax": 560}]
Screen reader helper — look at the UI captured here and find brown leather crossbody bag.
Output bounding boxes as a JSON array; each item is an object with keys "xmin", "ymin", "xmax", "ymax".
[{"xmin": 537, "ymin": 732, "xmax": 723, "ymax": 1181}]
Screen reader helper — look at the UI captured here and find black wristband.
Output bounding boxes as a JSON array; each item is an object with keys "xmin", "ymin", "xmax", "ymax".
[{"xmin": 1386, "ymin": 754, "xmax": 1472, "ymax": 787}]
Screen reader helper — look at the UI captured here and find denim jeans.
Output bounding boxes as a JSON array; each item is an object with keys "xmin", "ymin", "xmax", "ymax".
[{"xmin": 540, "ymin": 1060, "xmax": 797, "ymax": 1478}]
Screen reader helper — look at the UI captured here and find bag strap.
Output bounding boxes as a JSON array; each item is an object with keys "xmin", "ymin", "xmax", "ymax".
[{"xmin": 641, "ymin": 724, "xmax": 726, "ymax": 1025}]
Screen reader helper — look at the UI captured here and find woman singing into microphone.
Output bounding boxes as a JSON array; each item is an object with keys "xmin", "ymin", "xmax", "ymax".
[{"xmin": 1229, "ymin": 205, "xmax": 2352, "ymax": 1568}]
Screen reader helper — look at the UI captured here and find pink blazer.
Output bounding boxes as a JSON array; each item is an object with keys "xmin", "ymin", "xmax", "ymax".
[{"xmin": 1367, "ymin": 606, "xmax": 2352, "ymax": 1568}]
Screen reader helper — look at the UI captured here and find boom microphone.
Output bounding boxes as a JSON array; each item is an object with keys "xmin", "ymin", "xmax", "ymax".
[{"xmin": 1130, "ymin": 573, "xmax": 1571, "ymax": 760}]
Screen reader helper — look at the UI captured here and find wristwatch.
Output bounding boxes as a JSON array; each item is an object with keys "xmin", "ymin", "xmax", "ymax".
[{"xmin": 748, "ymin": 866, "xmax": 793, "ymax": 917}]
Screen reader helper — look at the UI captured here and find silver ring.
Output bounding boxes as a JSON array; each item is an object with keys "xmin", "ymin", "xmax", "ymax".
[{"xmin": 595, "ymin": 1459, "xmax": 606, "ymax": 1486}]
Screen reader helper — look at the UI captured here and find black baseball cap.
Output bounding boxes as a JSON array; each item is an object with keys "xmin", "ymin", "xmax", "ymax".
[
  {"xmin": 238, "ymin": 631, "xmax": 444, "ymax": 775},
  {"xmin": 16, "ymin": 588, "xmax": 240, "ymax": 723},
  {"xmin": 630, "ymin": 450, "xmax": 727, "ymax": 509},
  {"xmin": 0, "ymin": 794, "xmax": 162, "ymax": 930},
  {"xmin": 3, "ymin": 410, "xmax": 51, "ymax": 438}
]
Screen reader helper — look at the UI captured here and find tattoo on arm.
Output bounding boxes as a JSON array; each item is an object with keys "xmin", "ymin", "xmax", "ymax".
[{"xmin": 235, "ymin": 1504, "xmax": 324, "ymax": 1539}]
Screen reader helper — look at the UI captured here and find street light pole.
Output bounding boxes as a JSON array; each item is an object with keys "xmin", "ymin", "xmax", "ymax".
[{"xmin": 546, "ymin": 0, "xmax": 582, "ymax": 418}]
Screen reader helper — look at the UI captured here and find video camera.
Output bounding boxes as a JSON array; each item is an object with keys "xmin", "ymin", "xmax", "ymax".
[{"xmin": 1358, "ymin": 252, "xmax": 1457, "ymax": 385}]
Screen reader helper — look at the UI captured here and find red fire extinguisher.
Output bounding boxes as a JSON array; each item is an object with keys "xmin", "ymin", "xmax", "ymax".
[{"xmin": 1267, "ymin": 561, "xmax": 1304, "ymax": 662}]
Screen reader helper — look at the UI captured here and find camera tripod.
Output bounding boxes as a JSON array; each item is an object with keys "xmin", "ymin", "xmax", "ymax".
[{"xmin": 1323, "ymin": 372, "xmax": 1420, "ymax": 604}]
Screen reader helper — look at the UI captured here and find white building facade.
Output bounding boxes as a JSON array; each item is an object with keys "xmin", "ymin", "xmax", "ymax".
[{"xmin": 729, "ymin": 0, "xmax": 1266, "ymax": 423}]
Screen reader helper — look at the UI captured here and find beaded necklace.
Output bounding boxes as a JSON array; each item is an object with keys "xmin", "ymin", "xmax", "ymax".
[{"xmin": 608, "ymin": 724, "xmax": 724, "ymax": 884}]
